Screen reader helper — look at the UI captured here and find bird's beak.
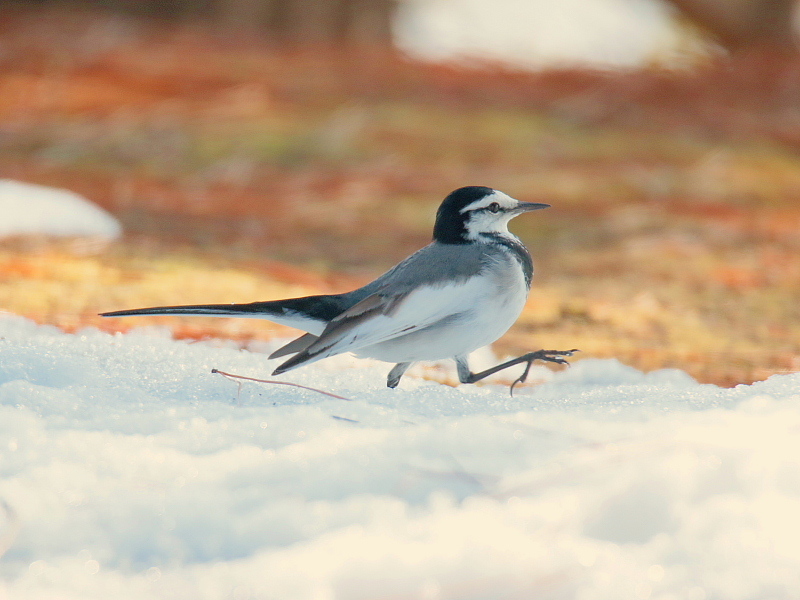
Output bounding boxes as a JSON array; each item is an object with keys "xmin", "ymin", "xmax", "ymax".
[{"xmin": 515, "ymin": 202, "xmax": 550, "ymax": 212}]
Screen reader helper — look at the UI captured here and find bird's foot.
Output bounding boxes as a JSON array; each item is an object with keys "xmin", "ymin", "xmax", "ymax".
[
  {"xmin": 460, "ymin": 348, "xmax": 579, "ymax": 394},
  {"xmin": 510, "ymin": 349, "xmax": 579, "ymax": 396},
  {"xmin": 386, "ymin": 362, "xmax": 412, "ymax": 388}
]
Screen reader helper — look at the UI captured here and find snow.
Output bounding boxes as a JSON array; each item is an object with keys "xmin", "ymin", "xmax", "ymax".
[
  {"xmin": 395, "ymin": 0, "xmax": 686, "ymax": 69},
  {"xmin": 1, "ymin": 314, "xmax": 799, "ymax": 599},
  {"xmin": 0, "ymin": 180, "xmax": 121, "ymax": 240}
]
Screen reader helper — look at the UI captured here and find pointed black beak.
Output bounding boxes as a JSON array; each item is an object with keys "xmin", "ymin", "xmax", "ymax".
[{"xmin": 515, "ymin": 202, "xmax": 550, "ymax": 212}]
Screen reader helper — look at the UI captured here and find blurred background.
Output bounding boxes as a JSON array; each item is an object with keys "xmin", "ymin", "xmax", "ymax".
[{"xmin": 1, "ymin": 0, "xmax": 799, "ymax": 386}]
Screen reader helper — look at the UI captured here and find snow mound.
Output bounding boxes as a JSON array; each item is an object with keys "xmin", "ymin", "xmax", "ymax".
[
  {"xmin": 0, "ymin": 180, "xmax": 121, "ymax": 239},
  {"xmin": 1, "ymin": 315, "xmax": 799, "ymax": 599}
]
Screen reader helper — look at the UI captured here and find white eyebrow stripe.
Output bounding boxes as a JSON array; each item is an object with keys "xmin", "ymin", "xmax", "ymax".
[
  {"xmin": 460, "ymin": 194, "xmax": 497, "ymax": 213},
  {"xmin": 460, "ymin": 191, "xmax": 517, "ymax": 213}
]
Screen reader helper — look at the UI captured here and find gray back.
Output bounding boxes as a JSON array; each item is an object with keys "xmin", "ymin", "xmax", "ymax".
[{"xmin": 342, "ymin": 241, "xmax": 504, "ymax": 305}]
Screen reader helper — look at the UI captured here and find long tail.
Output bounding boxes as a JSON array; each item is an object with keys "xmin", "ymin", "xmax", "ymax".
[
  {"xmin": 101, "ymin": 302, "xmax": 281, "ymax": 319},
  {"xmin": 100, "ymin": 295, "xmax": 351, "ymax": 336}
]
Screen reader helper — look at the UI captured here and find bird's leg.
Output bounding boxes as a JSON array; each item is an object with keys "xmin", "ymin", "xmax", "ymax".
[
  {"xmin": 387, "ymin": 362, "xmax": 412, "ymax": 388},
  {"xmin": 456, "ymin": 349, "xmax": 579, "ymax": 394}
]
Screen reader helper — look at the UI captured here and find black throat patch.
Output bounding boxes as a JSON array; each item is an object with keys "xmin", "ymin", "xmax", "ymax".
[{"xmin": 481, "ymin": 233, "xmax": 534, "ymax": 288}]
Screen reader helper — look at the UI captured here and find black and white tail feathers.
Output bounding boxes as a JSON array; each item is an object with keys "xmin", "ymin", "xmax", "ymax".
[{"xmin": 100, "ymin": 294, "xmax": 353, "ymax": 337}]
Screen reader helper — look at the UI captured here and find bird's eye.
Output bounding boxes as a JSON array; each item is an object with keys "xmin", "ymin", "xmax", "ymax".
[{"xmin": 487, "ymin": 202, "xmax": 501, "ymax": 213}]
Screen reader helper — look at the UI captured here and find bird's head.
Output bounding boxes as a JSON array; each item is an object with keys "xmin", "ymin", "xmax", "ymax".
[{"xmin": 433, "ymin": 186, "xmax": 549, "ymax": 244}]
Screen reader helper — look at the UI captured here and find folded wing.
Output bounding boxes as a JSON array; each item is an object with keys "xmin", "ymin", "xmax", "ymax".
[{"xmin": 272, "ymin": 278, "xmax": 487, "ymax": 374}]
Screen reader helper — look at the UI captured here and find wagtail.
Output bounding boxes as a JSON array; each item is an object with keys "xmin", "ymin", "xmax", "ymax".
[{"xmin": 102, "ymin": 187, "xmax": 576, "ymax": 389}]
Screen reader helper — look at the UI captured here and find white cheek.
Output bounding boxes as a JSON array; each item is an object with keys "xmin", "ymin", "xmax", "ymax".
[{"xmin": 466, "ymin": 212, "xmax": 512, "ymax": 237}]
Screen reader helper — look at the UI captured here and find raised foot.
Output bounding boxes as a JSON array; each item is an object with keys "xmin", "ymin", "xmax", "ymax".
[
  {"xmin": 460, "ymin": 348, "xmax": 579, "ymax": 394},
  {"xmin": 519, "ymin": 348, "xmax": 578, "ymax": 365},
  {"xmin": 510, "ymin": 349, "xmax": 579, "ymax": 396}
]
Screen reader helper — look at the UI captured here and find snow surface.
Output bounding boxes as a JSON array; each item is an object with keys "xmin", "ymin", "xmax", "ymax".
[
  {"xmin": 1, "ymin": 315, "xmax": 799, "ymax": 599},
  {"xmin": 395, "ymin": 0, "xmax": 684, "ymax": 69},
  {"xmin": 0, "ymin": 180, "xmax": 121, "ymax": 240}
]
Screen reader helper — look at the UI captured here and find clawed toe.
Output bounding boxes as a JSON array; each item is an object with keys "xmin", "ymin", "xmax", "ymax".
[
  {"xmin": 531, "ymin": 349, "xmax": 579, "ymax": 364},
  {"xmin": 509, "ymin": 348, "xmax": 579, "ymax": 396},
  {"xmin": 510, "ymin": 368, "xmax": 531, "ymax": 396}
]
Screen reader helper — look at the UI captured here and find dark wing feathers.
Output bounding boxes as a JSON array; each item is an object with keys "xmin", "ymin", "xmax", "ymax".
[
  {"xmin": 272, "ymin": 291, "xmax": 409, "ymax": 375},
  {"xmin": 268, "ymin": 332, "xmax": 318, "ymax": 359}
]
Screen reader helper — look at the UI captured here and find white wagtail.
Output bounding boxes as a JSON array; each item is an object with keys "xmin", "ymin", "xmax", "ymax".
[{"xmin": 102, "ymin": 187, "xmax": 576, "ymax": 390}]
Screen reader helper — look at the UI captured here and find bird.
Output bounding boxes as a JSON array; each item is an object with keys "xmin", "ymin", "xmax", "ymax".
[{"xmin": 101, "ymin": 186, "xmax": 577, "ymax": 390}]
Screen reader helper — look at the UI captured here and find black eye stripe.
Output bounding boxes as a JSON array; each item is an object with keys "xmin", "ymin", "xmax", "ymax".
[{"xmin": 467, "ymin": 201, "xmax": 502, "ymax": 213}]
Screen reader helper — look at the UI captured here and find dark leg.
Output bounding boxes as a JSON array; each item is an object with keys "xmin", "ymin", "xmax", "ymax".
[
  {"xmin": 387, "ymin": 362, "xmax": 412, "ymax": 388},
  {"xmin": 456, "ymin": 349, "xmax": 578, "ymax": 395}
]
